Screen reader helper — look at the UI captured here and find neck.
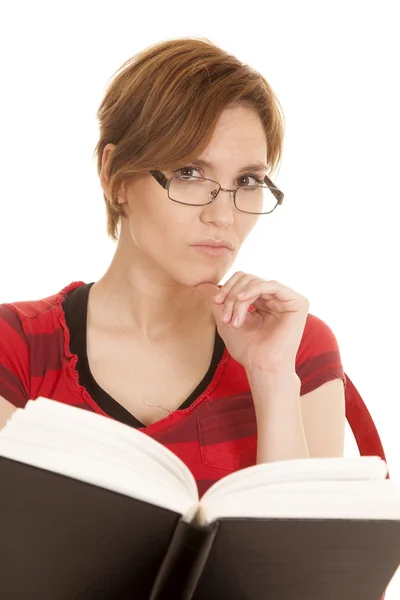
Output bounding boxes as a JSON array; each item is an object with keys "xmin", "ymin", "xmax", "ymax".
[{"xmin": 90, "ymin": 255, "xmax": 214, "ymax": 343}]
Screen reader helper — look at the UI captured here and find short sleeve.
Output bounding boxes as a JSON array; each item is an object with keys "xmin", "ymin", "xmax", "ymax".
[
  {"xmin": 0, "ymin": 304, "xmax": 30, "ymax": 407},
  {"xmin": 296, "ymin": 313, "xmax": 346, "ymax": 396}
]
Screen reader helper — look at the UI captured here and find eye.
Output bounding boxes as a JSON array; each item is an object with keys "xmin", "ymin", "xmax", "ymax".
[
  {"xmin": 173, "ymin": 165, "xmax": 202, "ymax": 179},
  {"xmin": 173, "ymin": 166, "xmax": 265, "ymax": 186},
  {"xmin": 237, "ymin": 174, "xmax": 265, "ymax": 187}
]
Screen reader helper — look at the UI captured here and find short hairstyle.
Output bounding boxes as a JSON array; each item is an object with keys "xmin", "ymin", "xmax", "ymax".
[{"xmin": 93, "ymin": 37, "xmax": 285, "ymax": 241}]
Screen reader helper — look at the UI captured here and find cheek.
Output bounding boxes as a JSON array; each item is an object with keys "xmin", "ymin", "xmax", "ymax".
[
  {"xmin": 240, "ymin": 217, "xmax": 259, "ymax": 239},
  {"xmin": 127, "ymin": 205, "xmax": 186, "ymax": 257}
]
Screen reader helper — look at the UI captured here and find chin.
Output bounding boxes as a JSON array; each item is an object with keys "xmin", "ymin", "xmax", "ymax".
[
  {"xmin": 194, "ymin": 274, "xmax": 224, "ymax": 287},
  {"xmin": 176, "ymin": 260, "xmax": 229, "ymax": 288},
  {"xmin": 178, "ymin": 271, "xmax": 222, "ymax": 288}
]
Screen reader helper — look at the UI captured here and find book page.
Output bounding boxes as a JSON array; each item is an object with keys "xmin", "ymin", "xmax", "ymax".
[
  {"xmin": 198, "ymin": 458, "xmax": 400, "ymax": 525},
  {"xmin": 198, "ymin": 479, "xmax": 400, "ymax": 524},
  {"xmin": 0, "ymin": 398, "xmax": 199, "ymax": 516},
  {"xmin": 202, "ymin": 455, "xmax": 388, "ymax": 501}
]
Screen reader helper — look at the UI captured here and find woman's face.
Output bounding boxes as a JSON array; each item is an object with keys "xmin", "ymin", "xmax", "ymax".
[{"xmin": 103, "ymin": 105, "xmax": 268, "ymax": 287}]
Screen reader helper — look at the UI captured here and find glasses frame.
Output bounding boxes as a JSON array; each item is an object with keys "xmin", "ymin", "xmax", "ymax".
[{"xmin": 149, "ymin": 170, "xmax": 284, "ymax": 215}]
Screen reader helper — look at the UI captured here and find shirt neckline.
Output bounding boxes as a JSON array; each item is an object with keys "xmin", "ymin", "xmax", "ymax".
[{"xmin": 60, "ymin": 282, "xmax": 226, "ymax": 429}]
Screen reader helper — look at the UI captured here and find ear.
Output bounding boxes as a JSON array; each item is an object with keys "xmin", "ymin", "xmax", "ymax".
[{"xmin": 100, "ymin": 143, "xmax": 117, "ymax": 199}]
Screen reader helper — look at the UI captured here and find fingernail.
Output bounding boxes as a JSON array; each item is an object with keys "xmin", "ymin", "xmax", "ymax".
[
  {"xmin": 232, "ymin": 315, "xmax": 239, "ymax": 326},
  {"xmin": 213, "ymin": 294, "xmax": 224, "ymax": 303}
]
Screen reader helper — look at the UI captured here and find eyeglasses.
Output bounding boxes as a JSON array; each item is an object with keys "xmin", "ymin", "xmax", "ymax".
[{"xmin": 149, "ymin": 170, "xmax": 284, "ymax": 215}]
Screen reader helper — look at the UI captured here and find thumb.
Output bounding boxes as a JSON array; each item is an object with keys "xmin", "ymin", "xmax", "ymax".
[{"xmin": 195, "ymin": 282, "xmax": 224, "ymax": 317}]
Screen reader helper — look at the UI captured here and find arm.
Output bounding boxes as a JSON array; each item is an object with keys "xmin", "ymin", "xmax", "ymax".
[
  {"xmin": 246, "ymin": 367, "xmax": 345, "ymax": 464},
  {"xmin": 246, "ymin": 368, "xmax": 309, "ymax": 464},
  {"xmin": 0, "ymin": 304, "xmax": 30, "ymax": 430},
  {"xmin": 0, "ymin": 396, "xmax": 18, "ymax": 431}
]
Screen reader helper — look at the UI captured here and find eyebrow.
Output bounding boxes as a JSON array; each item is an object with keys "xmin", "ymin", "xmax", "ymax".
[{"xmin": 189, "ymin": 159, "xmax": 268, "ymax": 173}]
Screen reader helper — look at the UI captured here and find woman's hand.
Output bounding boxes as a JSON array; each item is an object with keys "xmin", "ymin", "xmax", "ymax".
[{"xmin": 195, "ymin": 272, "xmax": 310, "ymax": 372}]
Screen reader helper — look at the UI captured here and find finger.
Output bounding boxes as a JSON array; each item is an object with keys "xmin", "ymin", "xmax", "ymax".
[
  {"xmin": 238, "ymin": 280, "xmax": 297, "ymax": 303},
  {"xmin": 233, "ymin": 281, "xmax": 297, "ymax": 325},
  {"xmin": 212, "ymin": 271, "xmax": 246, "ymax": 303},
  {"xmin": 230, "ymin": 289, "xmax": 273, "ymax": 328},
  {"xmin": 221, "ymin": 275, "xmax": 258, "ymax": 324},
  {"xmin": 241, "ymin": 286, "xmax": 308, "ymax": 318},
  {"xmin": 231, "ymin": 299, "xmax": 256, "ymax": 327},
  {"xmin": 196, "ymin": 282, "xmax": 222, "ymax": 301}
]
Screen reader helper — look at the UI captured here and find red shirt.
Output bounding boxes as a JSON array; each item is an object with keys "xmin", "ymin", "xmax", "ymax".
[{"xmin": 0, "ymin": 281, "xmax": 346, "ymax": 496}]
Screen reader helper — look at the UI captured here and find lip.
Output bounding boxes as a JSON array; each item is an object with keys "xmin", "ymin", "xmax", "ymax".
[
  {"xmin": 191, "ymin": 239, "xmax": 234, "ymax": 250},
  {"xmin": 191, "ymin": 245, "xmax": 232, "ymax": 257}
]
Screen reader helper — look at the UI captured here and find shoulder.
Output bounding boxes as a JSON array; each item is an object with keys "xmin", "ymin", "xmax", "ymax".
[
  {"xmin": 296, "ymin": 312, "xmax": 345, "ymax": 394},
  {"xmin": 300, "ymin": 312, "xmax": 342, "ymax": 354},
  {"xmin": 0, "ymin": 281, "xmax": 86, "ymax": 324},
  {"xmin": 0, "ymin": 281, "xmax": 84, "ymax": 338},
  {"xmin": 0, "ymin": 281, "xmax": 86, "ymax": 407},
  {"xmin": 0, "ymin": 280, "xmax": 87, "ymax": 353}
]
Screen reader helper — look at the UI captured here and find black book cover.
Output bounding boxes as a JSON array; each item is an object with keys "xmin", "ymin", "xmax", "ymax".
[
  {"xmin": 192, "ymin": 517, "xmax": 400, "ymax": 600},
  {"xmin": 149, "ymin": 518, "xmax": 219, "ymax": 600},
  {"xmin": 1, "ymin": 456, "xmax": 400, "ymax": 600},
  {"xmin": 0, "ymin": 456, "xmax": 181, "ymax": 600}
]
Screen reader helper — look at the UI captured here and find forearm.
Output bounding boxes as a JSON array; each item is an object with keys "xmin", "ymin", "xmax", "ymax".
[{"xmin": 245, "ymin": 367, "xmax": 310, "ymax": 464}]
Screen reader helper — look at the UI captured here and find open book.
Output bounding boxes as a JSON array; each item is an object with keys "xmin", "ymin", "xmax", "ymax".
[{"xmin": 0, "ymin": 398, "xmax": 400, "ymax": 600}]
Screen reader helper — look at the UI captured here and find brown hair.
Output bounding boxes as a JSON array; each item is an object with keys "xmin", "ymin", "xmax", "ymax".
[{"xmin": 93, "ymin": 37, "xmax": 285, "ymax": 241}]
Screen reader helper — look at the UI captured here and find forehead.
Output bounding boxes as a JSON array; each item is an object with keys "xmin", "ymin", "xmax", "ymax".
[{"xmin": 201, "ymin": 105, "xmax": 267, "ymax": 161}]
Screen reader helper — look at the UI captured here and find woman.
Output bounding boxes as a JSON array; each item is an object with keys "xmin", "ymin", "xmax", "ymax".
[{"xmin": 0, "ymin": 37, "xmax": 346, "ymax": 497}]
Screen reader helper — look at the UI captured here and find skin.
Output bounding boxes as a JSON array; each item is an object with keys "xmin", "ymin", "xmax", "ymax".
[
  {"xmin": 0, "ymin": 106, "xmax": 346, "ymax": 458},
  {"xmin": 93, "ymin": 104, "xmax": 267, "ymax": 342}
]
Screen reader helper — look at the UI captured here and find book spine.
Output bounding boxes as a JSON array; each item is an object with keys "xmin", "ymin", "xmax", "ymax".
[{"xmin": 149, "ymin": 518, "xmax": 219, "ymax": 600}]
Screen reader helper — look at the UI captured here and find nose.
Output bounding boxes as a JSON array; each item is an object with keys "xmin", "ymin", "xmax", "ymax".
[
  {"xmin": 210, "ymin": 187, "xmax": 236, "ymax": 201},
  {"xmin": 202, "ymin": 186, "xmax": 236, "ymax": 225}
]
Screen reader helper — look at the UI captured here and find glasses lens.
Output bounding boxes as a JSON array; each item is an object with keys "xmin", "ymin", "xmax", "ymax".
[
  {"xmin": 169, "ymin": 176, "xmax": 218, "ymax": 205},
  {"xmin": 235, "ymin": 185, "xmax": 278, "ymax": 214},
  {"xmin": 169, "ymin": 176, "xmax": 278, "ymax": 214}
]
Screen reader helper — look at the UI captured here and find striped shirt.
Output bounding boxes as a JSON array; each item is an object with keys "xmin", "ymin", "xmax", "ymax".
[{"xmin": 0, "ymin": 281, "xmax": 346, "ymax": 496}]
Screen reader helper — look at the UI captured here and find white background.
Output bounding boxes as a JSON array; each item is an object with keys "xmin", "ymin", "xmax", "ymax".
[{"xmin": 0, "ymin": 0, "xmax": 399, "ymax": 596}]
